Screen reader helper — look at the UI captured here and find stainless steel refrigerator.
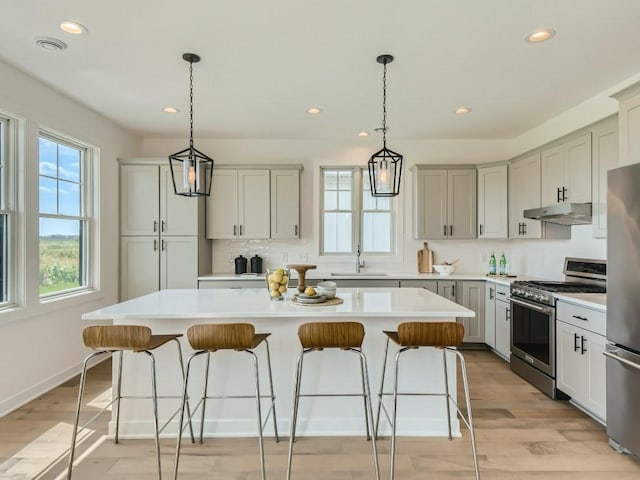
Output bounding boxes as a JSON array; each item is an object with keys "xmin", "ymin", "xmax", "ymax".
[{"xmin": 606, "ymin": 161, "xmax": 640, "ymax": 458}]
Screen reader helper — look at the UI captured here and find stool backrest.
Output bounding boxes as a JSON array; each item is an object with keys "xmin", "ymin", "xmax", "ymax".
[
  {"xmin": 83, "ymin": 325, "xmax": 152, "ymax": 350},
  {"xmin": 397, "ymin": 322, "xmax": 464, "ymax": 347},
  {"xmin": 298, "ymin": 322, "xmax": 364, "ymax": 349},
  {"xmin": 187, "ymin": 323, "xmax": 256, "ymax": 350}
]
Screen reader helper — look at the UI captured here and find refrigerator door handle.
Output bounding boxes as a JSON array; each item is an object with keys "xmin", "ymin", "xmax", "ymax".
[{"xmin": 603, "ymin": 350, "xmax": 640, "ymax": 372}]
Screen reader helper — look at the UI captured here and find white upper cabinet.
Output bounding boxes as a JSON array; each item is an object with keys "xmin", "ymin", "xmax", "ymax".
[
  {"xmin": 509, "ymin": 153, "xmax": 542, "ymax": 239},
  {"xmin": 121, "ymin": 164, "xmax": 198, "ymax": 236},
  {"xmin": 592, "ymin": 116, "xmax": 619, "ymax": 238},
  {"xmin": 541, "ymin": 133, "xmax": 592, "ymax": 205},
  {"xmin": 206, "ymin": 169, "xmax": 271, "ymax": 239},
  {"xmin": 477, "ymin": 164, "xmax": 508, "ymax": 239},
  {"xmin": 415, "ymin": 167, "xmax": 476, "ymax": 239},
  {"xmin": 271, "ymin": 169, "xmax": 300, "ymax": 239},
  {"xmin": 612, "ymin": 81, "xmax": 640, "ymax": 166}
]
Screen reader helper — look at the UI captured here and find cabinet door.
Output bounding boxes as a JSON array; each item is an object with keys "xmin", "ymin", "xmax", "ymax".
[
  {"xmin": 120, "ymin": 236, "xmax": 159, "ymax": 300},
  {"xmin": 206, "ymin": 170, "xmax": 239, "ymax": 239},
  {"xmin": 494, "ymin": 300, "xmax": 510, "ymax": 360},
  {"xmin": 556, "ymin": 321, "xmax": 584, "ymax": 399},
  {"xmin": 565, "ymin": 133, "xmax": 592, "ymax": 203},
  {"xmin": 617, "ymin": 88, "xmax": 640, "ymax": 167},
  {"xmin": 415, "ymin": 169, "xmax": 447, "ymax": 239},
  {"xmin": 541, "ymin": 144, "xmax": 564, "ymax": 206},
  {"xmin": 160, "ymin": 165, "xmax": 199, "ymax": 236},
  {"xmin": 509, "ymin": 153, "xmax": 542, "ymax": 239},
  {"xmin": 592, "ymin": 119, "xmax": 618, "ymax": 238},
  {"xmin": 448, "ymin": 169, "xmax": 477, "ymax": 239},
  {"xmin": 160, "ymin": 236, "xmax": 198, "ymax": 289},
  {"xmin": 271, "ymin": 169, "xmax": 300, "ymax": 239},
  {"xmin": 584, "ymin": 330, "xmax": 607, "ymax": 421},
  {"xmin": 437, "ymin": 281, "xmax": 456, "ymax": 302},
  {"xmin": 120, "ymin": 165, "xmax": 159, "ymax": 236},
  {"xmin": 399, "ymin": 279, "xmax": 438, "ymax": 293},
  {"xmin": 459, "ymin": 282, "xmax": 485, "ymax": 342},
  {"xmin": 477, "ymin": 165, "xmax": 508, "ymax": 238},
  {"xmin": 238, "ymin": 169, "xmax": 271, "ymax": 239},
  {"xmin": 484, "ymin": 284, "xmax": 496, "ymax": 348}
]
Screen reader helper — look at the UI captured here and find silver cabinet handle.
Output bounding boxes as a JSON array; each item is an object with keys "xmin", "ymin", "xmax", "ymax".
[
  {"xmin": 294, "ymin": 224, "xmax": 298, "ymax": 236},
  {"xmin": 604, "ymin": 350, "xmax": 640, "ymax": 371},
  {"xmin": 153, "ymin": 220, "xmax": 158, "ymax": 232},
  {"xmin": 489, "ymin": 287, "xmax": 494, "ymax": 300}
]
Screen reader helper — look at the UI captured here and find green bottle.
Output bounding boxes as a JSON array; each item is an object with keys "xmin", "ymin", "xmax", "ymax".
[
  {"xmin": 489, "ymin": 252, "xmax": 497, "ymax": 275},
  {"xmin": 499, "ymin": 252, "xmax": 507, "ymax": 275}
]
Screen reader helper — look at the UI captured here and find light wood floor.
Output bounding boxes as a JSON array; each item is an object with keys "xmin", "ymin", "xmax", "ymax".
[{"xmin": 1, "ymin": 351, "xmax": 639, "ymax": 479}]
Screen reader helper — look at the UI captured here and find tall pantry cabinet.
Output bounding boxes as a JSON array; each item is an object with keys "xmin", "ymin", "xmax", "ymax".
[{"xmin": 119, "ymin": 160, "xmax": 211, "ymax": 300}]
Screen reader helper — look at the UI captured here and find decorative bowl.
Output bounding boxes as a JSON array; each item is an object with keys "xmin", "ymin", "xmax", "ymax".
[
  {"xmin": 316, "ymin": 281, "xmax": 337, "ymax": 299},
  {"xmin": 433, "ymin": 264, "xmax": 456, "ymax": 275}
]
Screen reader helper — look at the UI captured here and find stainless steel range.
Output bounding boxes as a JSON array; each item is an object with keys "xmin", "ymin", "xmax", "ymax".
[{"xmin": 509, "ymin": 257, "xmax": 606, "ymax": 399}]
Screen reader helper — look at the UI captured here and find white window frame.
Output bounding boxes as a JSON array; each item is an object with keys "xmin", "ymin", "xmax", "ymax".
[
  {"xmin": 319, "ymin": 166, "xmax": 398, "ymax": 257},
  {"xmin": 38, "ymin": 130, "xmax": 97, "ymax": 300},
  {"xmin": 0, "ymin": 114, "xmax": 15, "ymax": 308}
]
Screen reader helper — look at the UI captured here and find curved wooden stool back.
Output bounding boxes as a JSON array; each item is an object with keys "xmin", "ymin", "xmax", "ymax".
[
  {"xmin": 187, "ymin": 323, "xmax": 256, "ymax": 350},
  {"xmin": 82, "ymin": 325, "xmax": 152, "ymax": 351},
  {"xmin": 396, "ymin": 321, "xmax": 464, "ymax": 347},
  {"xmin": 298, "ymin": 321, "xmax": 365, "ymax": 349}
]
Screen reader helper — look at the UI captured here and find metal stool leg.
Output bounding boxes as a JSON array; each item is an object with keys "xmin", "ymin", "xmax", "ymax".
[
  {"xmin": 246, "ymin": 350, "xmax": 266, "ymax": 480},
  {"xmin": 453, "ymin": 349, "xmax": 481, "ymax": 480},
  {"xmin": 353, "ymin": 348, "xmax": 380, "ymax": 480},
  {"xmin": 359, "ymin": 350, "xmax": 371, "ymax": 441},
  {"xmin": 442, "ymin": 348, "xmax": 453, "ymax": 440},
  {"xmin": 375, "ymin": 336, "xmax": 391, "ymax": 438},
  {"xmin": 286, "ymin": 350, "xmax": 305, "ymax": 480},
  {"xmin": 390, "ymin": 347, "xmax": 409, "ymax": 480},
  {"xmin": 172, "ymin": 337, "xmax": 195, "ymax": 443},
  {"xmin": 144, "ymin": 351, "xmax": 162, "ymax": 480},
  {"xmin": 199, "ymin": 352, "xmax": 211, "ymax": 443},
  {"xmin": 66, "ymin": 351, "xmax": 106, "ymax": 480},
  {"xmin": 114, "ymin": 350, "xmax": 124, "ymax": 444},
  {"xmin": 263, "ymin": 338, "xmax": 279, "ymax": 442}
]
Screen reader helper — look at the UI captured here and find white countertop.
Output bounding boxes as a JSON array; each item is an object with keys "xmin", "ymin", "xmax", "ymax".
[
  {"xmin": 83, "ymin": 287, "xmax": 475, "ymax": 320},
  {"xmin": 554, "ymin": 293, "xmax": 607, "ymax": 311}
]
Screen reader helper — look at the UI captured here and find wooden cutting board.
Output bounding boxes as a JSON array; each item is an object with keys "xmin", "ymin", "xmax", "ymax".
[{"xmin": 417, "ymin": 242, "xmax": 433, "ymax": 273}]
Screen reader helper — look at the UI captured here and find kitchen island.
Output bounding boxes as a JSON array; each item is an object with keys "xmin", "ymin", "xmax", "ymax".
[{"xmin": 82, "ymin": 288, "xmax": 474, "ymax": 439}]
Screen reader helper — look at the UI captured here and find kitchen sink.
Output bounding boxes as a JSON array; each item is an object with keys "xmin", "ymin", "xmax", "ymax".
[{"xmin": 330, "ymin": 272, "xmax": 389, "ymax": 276}]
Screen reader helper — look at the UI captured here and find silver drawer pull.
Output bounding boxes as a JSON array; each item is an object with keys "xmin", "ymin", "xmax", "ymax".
[
  {"xmin": 572, "ymin": 314, "xmax": 588, "ymax": 321},
  {"xmin": 603, "ymin": 351, "xmax": 640, "ymax": 371}
]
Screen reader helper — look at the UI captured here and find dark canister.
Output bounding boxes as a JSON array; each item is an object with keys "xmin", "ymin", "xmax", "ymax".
[
  {"xmin": 234, "ymin": 255, "xmax": 247, "ymax": 274},
  {"xmin": 250, "ymin": 254, "xmax": 263, "ymax": 274}
]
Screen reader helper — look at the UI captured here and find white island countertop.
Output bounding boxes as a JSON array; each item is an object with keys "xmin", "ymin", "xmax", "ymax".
[{"xmin": 83, "ymin": 287, "xmax": 475, "ymax": 321}]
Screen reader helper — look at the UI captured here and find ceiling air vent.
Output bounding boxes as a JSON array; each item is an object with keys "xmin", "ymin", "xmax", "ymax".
[{"xmin": 35, "ymin": 37, "xmax": 68, "ymax": 52}]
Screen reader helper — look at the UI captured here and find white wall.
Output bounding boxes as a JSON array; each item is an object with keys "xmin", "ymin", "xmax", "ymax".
[{"xmin": 0, "ymin": 60, "xmax": 142, "ymax": 416}]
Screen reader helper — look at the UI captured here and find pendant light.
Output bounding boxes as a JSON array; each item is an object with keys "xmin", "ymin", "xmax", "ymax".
[
  {"xmin": 169, "ymin": 53, "xmax": 214, "ymax": 197},
  {"xmin": 368, "ymin": 54, "xmax": 403, "ymax": 197}
]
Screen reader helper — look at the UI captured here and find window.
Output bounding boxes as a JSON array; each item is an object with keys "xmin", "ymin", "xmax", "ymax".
[
  {"xmin": 38, "ymin": 134, "xmax": 89, "ymax": 296},
  {"xmin": 321, "ymin": 167, "xmax": 393, "ymax": 255},
  {"xmin": 0, "ymin": 117, "xmax": 9, "ymax": 304}
]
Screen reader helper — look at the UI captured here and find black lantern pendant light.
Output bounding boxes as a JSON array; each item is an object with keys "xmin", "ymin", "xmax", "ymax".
[
  {"xmin": 368, "ymin": 54, "xmax": 403, "ymax": 197},
  {"xmin": 169, "ymin": 53, "xmax": 214, "ymax": 197}
]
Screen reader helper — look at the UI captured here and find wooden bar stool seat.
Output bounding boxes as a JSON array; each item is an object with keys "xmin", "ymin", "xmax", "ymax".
[
  {"xmin": 68, "ymin": 325, "xmax": 193, "ymax": 480},
  {"xmin": 174, "ymin": 323, "xmax": 278, "ymax": 480},
  {"xmin": 376, "ymin": 321, "xmax": 480, "ymax": 480},
  {"xmin": 286, "ymin": 321, "xmax": 380, "ymax": 480}
]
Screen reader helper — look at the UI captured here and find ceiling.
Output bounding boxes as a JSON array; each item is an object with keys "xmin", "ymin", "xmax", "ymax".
[{"xmin": 2, "ymin": 0, "xmax": 640, "ymax": 141}]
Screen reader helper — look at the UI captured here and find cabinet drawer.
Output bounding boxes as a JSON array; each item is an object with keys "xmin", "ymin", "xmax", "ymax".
[
  {"xmin": 556, "ymin": 301, "xmax": 605, "ymax": 336},
  {"xmin": 495, "ymin": 284, "xmax": 510, "ymax": 301}
]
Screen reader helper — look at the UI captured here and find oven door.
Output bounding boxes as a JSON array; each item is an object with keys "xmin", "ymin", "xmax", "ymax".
[{"xmin": 510, "ymin": 297, "xmax": 555, "ymax": 377}]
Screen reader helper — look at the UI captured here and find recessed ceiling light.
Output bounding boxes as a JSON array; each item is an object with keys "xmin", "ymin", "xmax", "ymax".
[
  {"xmin": 60, "ymin": 21, "xmax": 88, "ymax": 35},
  {"xmin": 455, "ymin": 107, "xmax": 472, "ymax": 115},
  {"xmin": 306, "ymin": 107, "xmax": 322, "ymax": 115},
  {"xmin": 526, "ymin": 29, "xmax": 556, "ymax": 43},
  {"xmin": 163, "ymin": 107, "xmax": 179, "ymax": 114},
  {"xmin": 357, "ymin": 131, "xmax": 369, "ymax": 137},
  {"xmin": 35, "ymin": 36, "xmax": 68, "ymax": 52}
]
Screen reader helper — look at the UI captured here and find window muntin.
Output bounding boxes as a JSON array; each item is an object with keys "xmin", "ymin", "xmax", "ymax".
[
  {"xmin": 38, "ymin": 134, "xmax": 88, "ymax": 296},
  {"xmin": 0, "ymin": 118, "xmax": 8, "ymax": 304},
  {"xmin": 321, "ymin": 167, "xmax": 393, "ymax": 255}
]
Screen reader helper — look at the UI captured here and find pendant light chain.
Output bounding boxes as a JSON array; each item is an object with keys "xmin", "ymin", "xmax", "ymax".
[
  {"xmin": 382, "ymin": 60, "xmax": 387, "ymax": 148},
  {"xmin": 189, "ymin": 59, "xmax": 194, "ymax": 149}
]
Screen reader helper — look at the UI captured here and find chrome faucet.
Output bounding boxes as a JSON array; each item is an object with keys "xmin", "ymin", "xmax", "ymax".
[{"xmin": 356, "ymin": 244, "xmax": 365, "ymax": 273}]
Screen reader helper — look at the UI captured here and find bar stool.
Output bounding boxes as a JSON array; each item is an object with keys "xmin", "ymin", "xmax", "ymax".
[
  {"xmin": 67, "ymin": 325, "xmax": 193, "ymax": 480},
  {"xmin": 173, "ymin": 323, "xmax": 278, "ymax": 480},
  {"xmin": 375, "ymin": 321, "xmax": 480, "ymax": 480},
  {"xmin": 286, "ymin": 321, "xmax": 380, "ymax": 480}
]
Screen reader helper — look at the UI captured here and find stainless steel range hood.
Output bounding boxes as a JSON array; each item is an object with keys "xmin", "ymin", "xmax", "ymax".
[{"xmin": 523, "ymin": 203, "xmax": 592, "ymax": 225}]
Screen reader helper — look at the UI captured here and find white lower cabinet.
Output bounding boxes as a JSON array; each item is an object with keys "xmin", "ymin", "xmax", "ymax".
[
  {"xmin": 556, "ymin": 319, "xmax": 607, "ymax": 423},
  {"xmin": 484, "ymin": 283, "xmax": 510, "ymax": 360},
  {"xmin": 494, "ymin": 296, "xmax": 511, "ymax": 360},
  {"xmin": 484, "ymin": 284, "xmax": 496, "ymax": 348}
]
